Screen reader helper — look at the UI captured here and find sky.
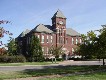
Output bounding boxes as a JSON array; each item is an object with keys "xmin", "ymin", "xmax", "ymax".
[{"xmin": 0, "ymin": 0, "xmax": 106, "ymax": 47}]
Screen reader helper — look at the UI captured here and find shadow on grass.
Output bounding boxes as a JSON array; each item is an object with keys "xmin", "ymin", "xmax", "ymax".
[{"xmin": 22, "ymin": 65, "xmax": 106, "ymax": 77}]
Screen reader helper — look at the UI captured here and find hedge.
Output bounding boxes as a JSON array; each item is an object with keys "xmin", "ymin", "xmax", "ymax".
[{"xmin": 0, "ymin": 55, "xmax": 26, "ymax": 63}]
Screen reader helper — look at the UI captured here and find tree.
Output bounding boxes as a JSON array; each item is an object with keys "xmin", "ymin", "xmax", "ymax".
[
  {"xmin": 76, "ymin": 31, "xmax": 97, "ymax": 59},
  {"xmin": 0, "ymin": 20, "xmax": 12, "ymax": 46},
  {"xmin": 76, "ymin": 25, "xmax": 106, "ymax": 66},
  {"xmin": 29, "ymin": 34, "xmax": 43, "ymax": 62},
  {"xmin": 48, "ymin": 45, "xmax": 64, "ymax": 62},
  {"xmin": 8, "ymin": 38, "xmax": 18, "ymax": 55},
  {"xmin": 95, "ymin": 25, "xmax": 106, "ymax": 66}
]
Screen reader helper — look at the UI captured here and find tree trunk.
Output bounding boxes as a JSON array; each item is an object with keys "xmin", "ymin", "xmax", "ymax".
[
  {"xmin": 52, "ymin": 58, "xmax": 53, "ymax": 63},
  {"xmin": 103, "ymin": 58, "xmax": 105, "ymax": 66},
  {"xmin": 54, "ymin": 58, "xmax": 56, "ymax": 63}
]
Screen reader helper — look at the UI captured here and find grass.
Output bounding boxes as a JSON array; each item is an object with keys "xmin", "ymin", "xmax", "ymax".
[
  {"xmin": 41, "ymin": 72, "xmax": 106, "ymax": 80},
  {"xmin": 0, "ymin": 61, "xmax": 59, "ymax": 66},
  {"xmin": 0, "ymin": 65, "xmax": 106, "ymax": 80}
]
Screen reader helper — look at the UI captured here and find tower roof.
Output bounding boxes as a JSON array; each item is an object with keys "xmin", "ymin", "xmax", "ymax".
[{"xmin": 52, "ymin": 9, "xmax": 66, "ymax": 19}]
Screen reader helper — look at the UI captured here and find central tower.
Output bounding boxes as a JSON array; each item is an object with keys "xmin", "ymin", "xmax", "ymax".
[{"xmin": 51, "ymin": 9, "xmax": 67, "ymax": 46}]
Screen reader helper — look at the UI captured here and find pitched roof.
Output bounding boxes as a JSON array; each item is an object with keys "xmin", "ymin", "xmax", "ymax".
[
  {"xmin": 66, "ymin": 28, "xmax": 80, "ymax": 36},
  {"xmin": 18, "ymin": 29, "xmax": 30, "ymax": 37},
  {"xmin": 32, "ymin": 24, "xmax": 53, "ymax": 33},
  {"xmin": 52, "ymin": 9, "xmax": 66, "ymax": 19}
]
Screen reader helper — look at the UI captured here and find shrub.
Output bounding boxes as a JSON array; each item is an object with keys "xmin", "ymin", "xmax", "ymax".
[
  {"xmin": 0, "ymin": 55, "xmax": 26, "ymax": 63},
  {"xmin": 56, "ymin": 58, "xmax": 63, "ymax": 61}
]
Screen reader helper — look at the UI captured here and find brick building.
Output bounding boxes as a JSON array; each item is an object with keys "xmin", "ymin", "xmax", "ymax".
[{"xmin": 16, "ymin": 10, "xmax": 81, "ymax": 59}]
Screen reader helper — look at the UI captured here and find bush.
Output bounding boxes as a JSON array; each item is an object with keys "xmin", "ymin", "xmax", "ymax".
[
  {"xmin": 0, "ymin": 55, "xmax": 26, "ymax": 63},
  {"xmin": 68, "ymin": 57, "xmax": 82, "ymax": 61},
  {"xmin": 56, "ymin": 58, "xmax": 63, "ymax": 61}
]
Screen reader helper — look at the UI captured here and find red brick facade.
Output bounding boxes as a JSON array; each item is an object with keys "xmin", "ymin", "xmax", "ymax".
[{"xmin": 17, "ymin": 10, "xmax": 81, "ymax": 59}]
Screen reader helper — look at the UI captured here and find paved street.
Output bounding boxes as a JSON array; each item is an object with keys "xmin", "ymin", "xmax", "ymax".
[{"xmin": 0, "ymin": 60, "xmax": 105, "ymax": 71}]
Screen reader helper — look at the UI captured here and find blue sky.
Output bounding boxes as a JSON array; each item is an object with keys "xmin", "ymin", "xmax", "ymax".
[{"xmin": 0, "ymin": 0, "xmax": 106, "ymax": 46}]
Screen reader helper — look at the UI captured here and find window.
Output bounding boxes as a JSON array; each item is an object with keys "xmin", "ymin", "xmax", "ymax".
[
  {"xmin": 72, "ymin": 38, "xmax": 74, "ymax": 44},
  {"xmin": 42, "ymin": 47, "xmax": 44, "ymax": 52},
  {"xmin": 47, "ymin": 35, "xmax": 49, "ymax": 43},
  {"xmin": 72, "ymin": 48, "xmax": 74, "ymax": 54},
  {"xmin": 66, "ymin": 39, "xmax": 68, "ymax": 44},
  {"xmin": 27, "ymin": 37, "xmax": 29, "ymax": 44},
  {"xmin": 51, "ymin": 36, "xmax": 53, "ymax": 43},
  {"xmin": 63, "ymin": 37, "xmax": 64, "ymax": 44},
  {"xmin": 80, "ymin": 39, "xmax": 82, "ymax": 43},
  {"xmin": 47, "ymin": 47, "xmax": 48, "ymax": 53},
  {"xmin": 76, "ymin": 38, "xmax": 78, "ymax": 44},
  {"xmin": 41, "ymin": 35, "xmax": 44, "ymax": 43},
  {"xmin": 60, "ymin": 38, "xmax": 62, "ymax": 43},
  {"xmin": 28, "ymin": 37, "xmax": 30, "ymax": 44},
  {"xmin": 37, "ymin": 35, "xmax": 40, "ymax": 39}
]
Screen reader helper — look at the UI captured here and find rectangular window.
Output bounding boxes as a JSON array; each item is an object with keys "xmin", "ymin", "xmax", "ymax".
[
  {"xmin": 51, "ymin": 36, "xmax": 53, "ymax": 43},
  {"xmin": 47, "ymin": 47, "xmax": 48, "ymax": 53},
  {"xmin": 60, "ymin": 38, "xmax": 62, "ymax": 43},
  {"xmin": 27, "ymin": 37, "xmax": 28, "ymax": 44},
  {"xmin": 66, "ymin": 39, "xmax": 68, "ymax": 44},
  {"xmin": 28, "ymin": 37, "xmax": 30, "ymax": 44},
  {"xmin": 76, "ymin": 38, "xmax": 78, "ymax": 44},
  {"xmin": 37, "ymin": 35, "xmax": 40, "ymax": 39},
  {"xmin": 80, "ymin": 39, "xmax": 82, "ymax": 43},
  {"xmin": 41, "ymin": 35, "xmax": 44, "ymax": 43},
  {"xmin": 72, "ymin": 38, "xmax": 74, "ymax": 44},
  {"xmin": 72, "ymin": 48, "xmax": 74, "ymax": 54},
  {"xmin": 47, "ymin": 35, "xmax": 49, "ymax": 43},
  {"xmin": 42, "ymin": 47, "xmax": 44, "ymax": 52}
]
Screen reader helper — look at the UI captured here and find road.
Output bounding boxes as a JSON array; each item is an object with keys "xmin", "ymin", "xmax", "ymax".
[{"xmin": 0, "ymin": 60, "xmax": 105, "ymax": 71}]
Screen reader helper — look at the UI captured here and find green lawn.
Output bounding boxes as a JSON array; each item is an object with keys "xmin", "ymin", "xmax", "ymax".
[
  {"xmin": 42, "ymin": 72, "xmax": 106, "ymax": 80},
  {"xmin": 0, "ymin": 62, "xmax": 59, "ymax": 66},
  {"xmin": 0, "ymin": 66, "xmax": 106, "ymax": 80}
]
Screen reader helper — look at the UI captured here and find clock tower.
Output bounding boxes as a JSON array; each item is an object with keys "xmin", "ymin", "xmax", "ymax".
[
  {"xmin": 51, "ymin": 9, "xmax": 67, "ymax": 46},
  {"xmin": 51, "ymin": 9, "xmax": 66, "ymax": 31}
]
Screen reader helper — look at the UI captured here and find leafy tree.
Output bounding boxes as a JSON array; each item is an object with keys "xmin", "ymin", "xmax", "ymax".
[
  {"xmin": 95, "ymin": 25, "xmax": 106, "ymax": 65},
  {"xmin": 76, "ymin": 31, "xmax": 97, "ymax": 59},
  {"xmin": 0, "ymin": 20, "xmax": 12, "ymax": 46},
  {"xmin": 48, "ymin": 45, "xmax": 64, "ymax": 62},
  {"xmin": 29, "ymin": 34, "xmax": 43, "ymax": 62},
  {"xmin": 8, "ymin": 38, "xmax": 18, "ymax": 55},
  {"xmin": 76, "ymin": 25, "xmax": 106, "ymax": 66}
]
